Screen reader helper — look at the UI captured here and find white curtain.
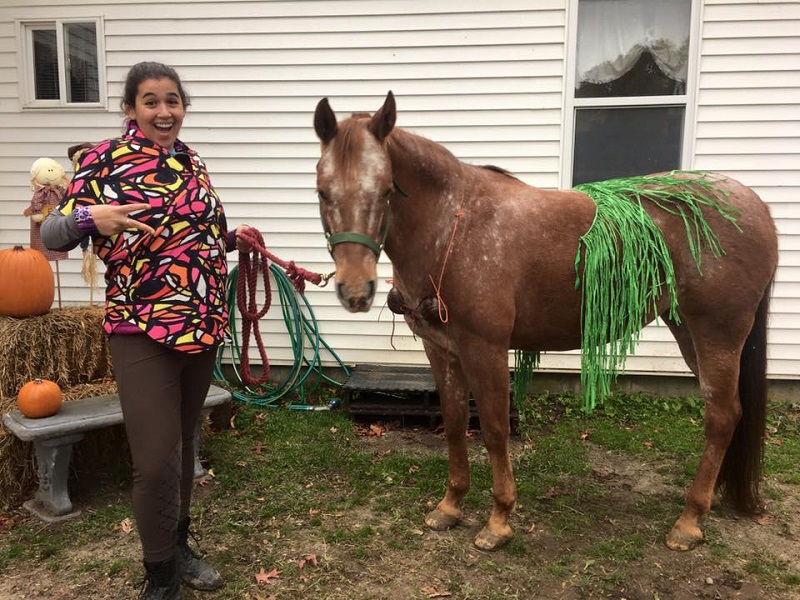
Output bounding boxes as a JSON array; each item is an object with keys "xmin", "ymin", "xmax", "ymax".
[{"xmin": 576, "ymin": 0, "xmax": 691, "ymax": 87}]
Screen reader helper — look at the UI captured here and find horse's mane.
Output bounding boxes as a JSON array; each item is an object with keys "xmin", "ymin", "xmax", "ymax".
[
  {"xmin": 480, "ymin": 164, "xmax": 518, "ymax": 179},
  {"xmin": 384, "ymin": 125, "xmax": 467, "ymax": 182},
  {"xmin": 387, "ymin": 127, "xmax": 519, "ymax": 181},
  {"xmin": 333, "ymin": 116, "xmax": 519, "ymax": 184}
]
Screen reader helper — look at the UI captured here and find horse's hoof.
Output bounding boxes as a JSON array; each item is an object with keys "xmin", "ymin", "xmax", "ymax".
[
  {"xmin": 665, "ymin": 525, "xmax": 703, "ymax": 551},
  {"xmin": 474, "ymin": 527, "xmax": 512, "ymax": 551},
  {"xmin": 425, "ymin": 508, "xmax": 460, "ymax": 531}
]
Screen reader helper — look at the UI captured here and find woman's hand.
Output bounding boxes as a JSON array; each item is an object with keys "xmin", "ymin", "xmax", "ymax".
[
  {"xmin": 90, "ymin": 203, "xmax": 156, "ymax": 236},
  {"xmin": 235, "ymin": 225, "xmax": 254, "ymax": 253}
]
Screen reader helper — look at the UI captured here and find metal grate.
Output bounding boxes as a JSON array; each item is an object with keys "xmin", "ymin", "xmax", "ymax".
[
  {"xmin": 341, "ymin": 364, "xmax": 441, "ymax": 420},
  {"xmin": 343, "ymin": 364, "xmax": 437, "ymax": 393},
  {"xmin": 340, "ymin": 364, "xmax": 516, "ymax": 426}
]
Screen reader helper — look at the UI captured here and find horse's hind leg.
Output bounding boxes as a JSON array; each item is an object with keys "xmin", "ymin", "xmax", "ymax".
[
  {"xmin": 422, "ymin": 340, "xmax": 472, "ymax": 532},
  {"xmin": 663, "ymin": 321, "xmax": 747, "ymax": 551}
]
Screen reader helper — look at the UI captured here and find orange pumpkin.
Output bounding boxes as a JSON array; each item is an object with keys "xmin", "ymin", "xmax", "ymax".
[
  {"xmin": 0, "ymin": 246, "xmax": 55, "ymax": 317},
  {"xmin": 17, "ymin": 378, "xmax": 63, "ymax": 418}
]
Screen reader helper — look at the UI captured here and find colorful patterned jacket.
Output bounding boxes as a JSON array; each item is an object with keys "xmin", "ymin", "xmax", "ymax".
[{"xmin": 57, "ymin": 121, "xmax": 231, "ymax": 353}]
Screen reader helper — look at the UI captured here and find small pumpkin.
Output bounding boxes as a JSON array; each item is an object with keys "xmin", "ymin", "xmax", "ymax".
[
  {"xmin": 17, "ymin": 378, "xmax": 63, "ymax": 418},
  {"xmin": 0, "ymin": 245, "xmax": 55, "ymax": 317}
]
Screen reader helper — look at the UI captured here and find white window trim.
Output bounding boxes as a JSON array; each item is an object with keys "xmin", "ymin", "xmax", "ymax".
[
  {"xmin": 559, "ymin": 0, "xmax": 704, "ymax": 188},
  {"xmin": 16, "ymin": 16, "xmax": 107, "ymax": 110}
]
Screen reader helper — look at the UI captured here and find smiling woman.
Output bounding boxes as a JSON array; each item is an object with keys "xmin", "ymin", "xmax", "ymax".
[{"xmin": 38, "ymin": 61, "xmax": 255, "ymax": 600}]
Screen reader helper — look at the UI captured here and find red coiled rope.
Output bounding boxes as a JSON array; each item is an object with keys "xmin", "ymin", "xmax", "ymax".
[{"xmin": 234, "ymin": 226, "xmax": 333, "ymax": 387}]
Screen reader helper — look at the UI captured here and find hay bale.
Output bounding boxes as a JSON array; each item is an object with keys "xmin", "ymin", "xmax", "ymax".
[
  {"xmin": 0, "ymin": 308, "xmax": 117, "ymax": 511},
  {"xmin": 0, "ymin": 306, "xmax": 112, "ymax": 397}
]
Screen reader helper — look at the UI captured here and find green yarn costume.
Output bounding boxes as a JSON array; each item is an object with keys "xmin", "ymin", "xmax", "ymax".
[{"xmin": 514, "ymin": 171, "xmax": 740, "ymax": 412}]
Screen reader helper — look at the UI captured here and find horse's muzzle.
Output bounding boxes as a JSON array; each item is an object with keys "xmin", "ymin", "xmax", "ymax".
[{"xmin": 337, "ymin": 280, "xmax": 376, "ymax": 313}]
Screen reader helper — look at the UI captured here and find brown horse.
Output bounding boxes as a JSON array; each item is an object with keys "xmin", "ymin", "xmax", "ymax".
[{"xmin": 313, "ymin": 91, "xmax": 779, "ymax": 552}]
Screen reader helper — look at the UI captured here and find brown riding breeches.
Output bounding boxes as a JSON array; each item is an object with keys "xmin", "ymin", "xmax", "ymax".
[{"xmin": 110, "ymin": 334, "xmax": 216, "ymax": 562}]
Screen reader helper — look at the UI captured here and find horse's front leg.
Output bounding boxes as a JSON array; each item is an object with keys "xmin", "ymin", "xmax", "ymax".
[
  {"xmin": 460, "ymin": 341, "xmax": 516, "ymax": 551},
  {"xmin": 422, "ymin": 340, "xmax": 472, "ymax": 532}
]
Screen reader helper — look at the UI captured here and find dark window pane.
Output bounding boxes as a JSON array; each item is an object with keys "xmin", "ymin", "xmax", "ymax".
[
  {"xmin": 572, "ymin": 106, "xmax": 684, "ymax": 186},
  {"xmin": 32, "ymin": 29, "xmax": 59, "ymax": 100},
  {"xmin": 65, "ymin": 22, "xmax": 99, "ymax": 103}
]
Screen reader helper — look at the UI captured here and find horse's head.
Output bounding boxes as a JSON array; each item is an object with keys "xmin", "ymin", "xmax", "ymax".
[{"xmin": 313, "ymin": 91, "xmax": 397, "ymax": 312}]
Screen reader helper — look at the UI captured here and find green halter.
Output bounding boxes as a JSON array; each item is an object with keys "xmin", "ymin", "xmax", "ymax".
[
  {"xmin": 323, "ymin": 178, "xmax": 408, "ymax": 258},
  {"xmin": 325, "ymin": 219, "xmax": 388, "ymax": 257}
]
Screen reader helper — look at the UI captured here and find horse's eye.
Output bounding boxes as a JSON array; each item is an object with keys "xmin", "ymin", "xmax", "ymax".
[
  {"xmin": 317, "ymin": 189, "xmax": 328, "ymax": 202},
  {"xmin": 383, "ymin": 188, "xmax": 392, "ymax": 199}
]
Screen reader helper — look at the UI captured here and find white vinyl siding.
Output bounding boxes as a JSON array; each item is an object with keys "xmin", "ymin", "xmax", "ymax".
[
  {"xmin": 693, "ymin": 0, "xmax": 800, "ymax": 379},
  {"xmin": 1, "ymin": 0, "xmax": 798, "ymax": 382}
]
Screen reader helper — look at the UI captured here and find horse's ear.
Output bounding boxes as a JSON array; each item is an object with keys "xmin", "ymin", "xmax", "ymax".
[
  {"xmin": 368, "ymin": 91, "xmax": 396, "ymax": 142},
  {"xmin": 314, "ymin": 97, "xmax": 338, "ymax": 144}
]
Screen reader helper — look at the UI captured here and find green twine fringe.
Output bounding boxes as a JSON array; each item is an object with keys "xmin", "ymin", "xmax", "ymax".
[
  {"xmin": 572, "ymin": 171, "xmax": 740, "ymax": 412},
  {"xmin": 513, "ymin": 350, "xmax": 540, "ymax": 407}
]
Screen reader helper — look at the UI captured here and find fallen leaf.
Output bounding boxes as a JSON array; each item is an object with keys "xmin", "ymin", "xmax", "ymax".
[
  {"xmin": 298, "ymin": 553, "xmax": 318, "ymax": 568},
  {"xmin": 537, "ymin": 487, "xmax": 561, "ymax": 500},
  {"xmin": 0, "ymin": 515, "xmax": 18, "ymax": 533},
  {"xmin": 591, "ymin": 467, "xmax": 613, "ymax": 479},
  {"xmin": 371, "ymin": 448, "xmax": 392, "ymax": 463},
  {"xmin": 120, "ymin": 518, "xmax": 134, "ymax": 534},
  {"xmin": 370, "ymin": 423, "xmax": 384, "ymax": 437},
  {"xmin": 254, "ymin": 567, "xmax": 281, "ymax": 584},
  {"xmin": 421, "ymin": 586, "xmax": 452, "ymax": 598},
  {"xmin": 206, "ymin": 468, "xmax": 215, "ymax": 478},
  {"xmin": 756, "ymin": 515, "xmax": 772, "ymax": 526},
  {"xmin": 579, "ymin": 430, "xmax": 591, "ymax": 440},
  {"xmin": 643, "ymin": 441, "xmax": 654, "ymax": 449}
]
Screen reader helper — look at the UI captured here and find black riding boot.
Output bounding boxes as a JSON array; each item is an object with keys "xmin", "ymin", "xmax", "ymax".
[
  {"xmin": 138, "ymin": 557, "xmax": 180, "ymax": 600},
  {"xmin": 176, "ymin": 517, "xmax": 224, "ymax": 591}
]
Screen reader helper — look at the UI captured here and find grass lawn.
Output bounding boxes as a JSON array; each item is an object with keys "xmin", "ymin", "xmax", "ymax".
[{"xmin": 1, "ymin": 388, "xmax": 799, "ymax": 599}]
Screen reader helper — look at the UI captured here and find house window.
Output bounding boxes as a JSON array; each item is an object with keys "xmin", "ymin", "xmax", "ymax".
[
  {"xmin": 568, "ymin": 0, "xmax": 693, "ymax": 185},
  {"xmin": 20, "ymin": 19, "xmax": 104, "ymax": 107}
]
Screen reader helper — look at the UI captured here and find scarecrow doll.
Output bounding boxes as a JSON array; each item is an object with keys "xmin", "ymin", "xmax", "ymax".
[{"xmin": 24, "ymin": 157, "xmax": 69, "ymax": 307}]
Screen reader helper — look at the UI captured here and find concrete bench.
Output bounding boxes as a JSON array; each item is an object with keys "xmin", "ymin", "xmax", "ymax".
[{"xmin": 2, "ymin": 384, "xmax": 231, "ymax": 523}]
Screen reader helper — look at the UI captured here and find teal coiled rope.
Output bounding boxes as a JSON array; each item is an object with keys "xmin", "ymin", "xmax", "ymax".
[{"xmin": 213, "ymin": 229, "xmax": 350, "ymax": 409}]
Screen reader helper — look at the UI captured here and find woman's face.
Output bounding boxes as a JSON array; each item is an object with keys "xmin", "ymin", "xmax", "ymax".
[{"xmin": 124, "ymin": 77, "xmax": 186, "ymax": 149}]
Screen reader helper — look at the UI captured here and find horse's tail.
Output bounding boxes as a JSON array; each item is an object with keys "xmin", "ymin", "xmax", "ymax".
[{"xmin": 716, "ymin": 277, "xmax": 773, "ymax": 513}]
